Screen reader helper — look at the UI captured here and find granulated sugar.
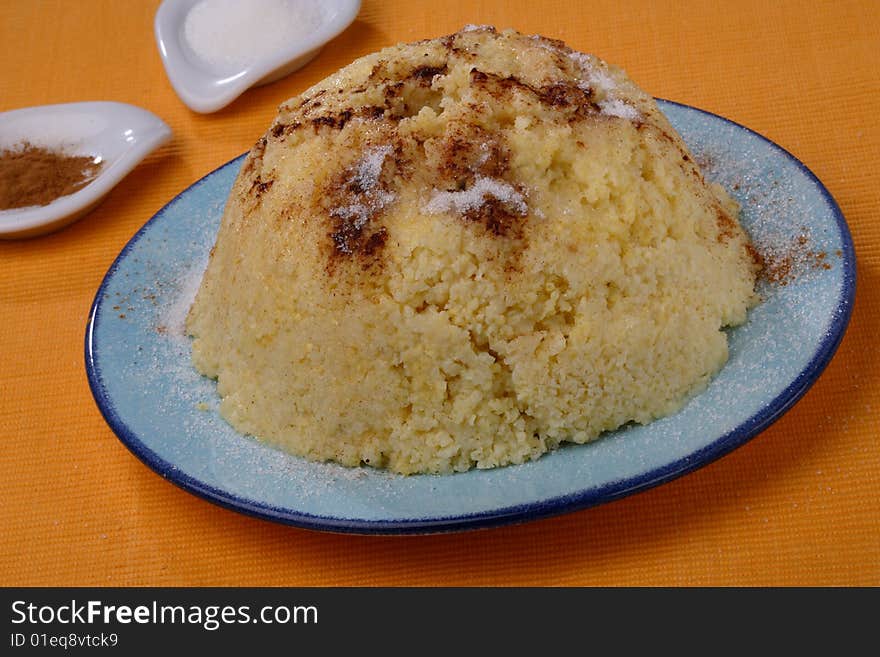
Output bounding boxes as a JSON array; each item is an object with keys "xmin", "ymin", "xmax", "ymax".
[
  {"xmin": 568, "ymin": 51, "xmax": 641, "ymax": 121},
  {"xmin": 423, "ymin": 176, "xmax": 528, "ymax": 216},
  {"xmin": 156, "ymin": 257, "xmax": 208, "ymax": 337},
  {"xmin": 330, "ymin": 145, "xmax": 396, "ymax": 236},
  {"xmin": 183, "ymin": 0, "xmax": 325, "ymax": 72},
  {"xmin": 695, "ymin": 149, "xmax": 839, "ymax": 291},
  {"xmin": 568, "ymin": 51, "xmax": 617, "ymax": 92},
  {"xmin": 598, "ymin": 97, "xmax": 640, "ymax": 121}
]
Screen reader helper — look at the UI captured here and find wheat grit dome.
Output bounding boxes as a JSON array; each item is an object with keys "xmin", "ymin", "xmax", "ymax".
[{"xmin": 186, "ymin": 26, "xmax": 760, "ymax": 475}]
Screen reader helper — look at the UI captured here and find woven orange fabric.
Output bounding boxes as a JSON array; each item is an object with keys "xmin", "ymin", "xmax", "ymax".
[{"xmin": 1, "ymin": 0, "xmax": 877, "ymax": 586}]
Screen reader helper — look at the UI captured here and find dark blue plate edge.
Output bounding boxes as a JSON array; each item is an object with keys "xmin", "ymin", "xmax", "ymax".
[{"xmin": 84, "ymin": 100, "xmax": 857, "ymax": 536}]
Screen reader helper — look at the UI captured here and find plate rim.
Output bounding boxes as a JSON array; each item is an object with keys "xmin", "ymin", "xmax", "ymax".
[{"xmin": 84, "ymin": 99, "xmax": 857, "ymax": 535}]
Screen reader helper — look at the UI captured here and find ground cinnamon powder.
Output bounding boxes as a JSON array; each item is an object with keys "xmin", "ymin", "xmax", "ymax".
[{"xmin": 0, "ymin": 142, "xmax": 103, "ymax": 210}]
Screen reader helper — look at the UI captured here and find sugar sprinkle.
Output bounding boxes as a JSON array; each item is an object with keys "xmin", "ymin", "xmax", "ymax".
[
  {"xmin": 330, "ymin": 145, "xmax": 396, "ymax": 236},
  {"xmin": 158, "ymin": 257, "xmax": 208, "ymax": 337},
  {"xmin": 424, "ymin": 176, "xmax": 528, "ymax": 216},
  {"xmin": 568, "ymin": 50, "xmax": 641, "ymax": 122},
  {"xmin": 598, "ymin": 97, "xmax": 640, "ymax": 121}
]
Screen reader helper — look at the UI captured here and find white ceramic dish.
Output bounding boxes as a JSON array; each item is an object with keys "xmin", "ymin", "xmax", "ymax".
[
  {"xmin": 0, "ymin": 102, "xmax": 172, "ymax": 239},
  {"xmin": 154, "ymin": 0, "xmax": 362, "ymax": 113}
]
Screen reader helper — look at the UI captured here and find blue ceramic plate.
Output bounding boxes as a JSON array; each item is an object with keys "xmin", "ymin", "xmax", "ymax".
[{"xmin": 85, "ymin": 100, "xmax": 855, "ymax": 534}]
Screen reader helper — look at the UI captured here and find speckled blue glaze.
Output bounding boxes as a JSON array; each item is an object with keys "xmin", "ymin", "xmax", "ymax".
[{"xmin": 85, "ymin": 100, "xmax": 856, "ymax": 534}]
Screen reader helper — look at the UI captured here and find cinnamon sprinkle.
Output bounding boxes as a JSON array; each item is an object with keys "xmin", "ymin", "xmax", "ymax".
[{"xmin": 753, "ymin": 230, "xmax": 831, "ymax": 286}]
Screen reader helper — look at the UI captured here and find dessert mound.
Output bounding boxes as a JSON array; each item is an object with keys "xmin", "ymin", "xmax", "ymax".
[{"xmin": 186, "ymin": 26, "xmax": 760, "ymax": 474}]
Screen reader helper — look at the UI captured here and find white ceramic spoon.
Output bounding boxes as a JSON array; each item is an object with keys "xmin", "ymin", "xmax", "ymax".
[
  {"xmin": 155, "ymin": 0, "xmax": 362, "ymax": 114},
  {"xmin": 0, "ymin": 102, "xmax": 172, "ymax": 239}
]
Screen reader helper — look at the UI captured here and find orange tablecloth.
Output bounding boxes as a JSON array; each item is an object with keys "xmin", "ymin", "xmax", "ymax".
[{"xmin": 1, "ymin": 0, "xmax": 877, "ymax": 586}]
